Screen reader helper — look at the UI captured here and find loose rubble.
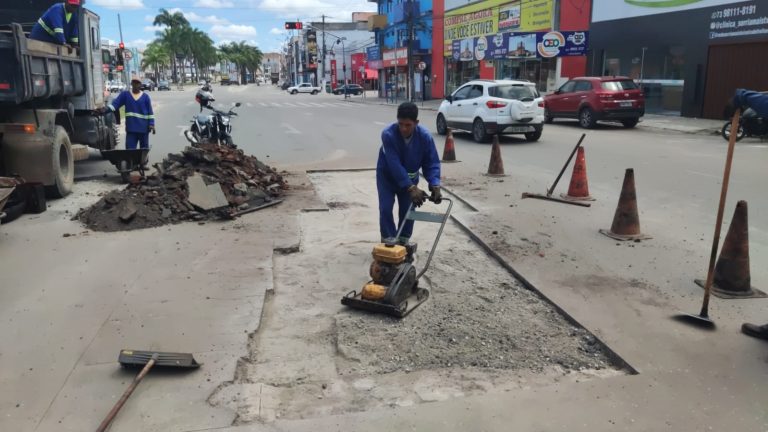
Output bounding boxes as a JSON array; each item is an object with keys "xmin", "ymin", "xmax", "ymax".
[{"xmin": 77, "ymin": 143, "xmax": 286, "ymax": 231}]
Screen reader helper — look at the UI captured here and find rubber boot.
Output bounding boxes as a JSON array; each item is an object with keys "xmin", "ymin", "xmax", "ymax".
[{"xmin": 741, "ymin": 323, "xmax": 768, "ymax": 341}]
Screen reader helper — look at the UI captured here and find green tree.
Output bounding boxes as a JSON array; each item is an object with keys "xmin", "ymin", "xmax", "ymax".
[{"xmin": 141, "ymin": 41, "xmax": 170, "ymax": 81}]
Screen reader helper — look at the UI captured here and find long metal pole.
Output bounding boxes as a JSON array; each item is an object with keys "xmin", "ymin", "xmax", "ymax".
[
  {"xmin": 321, "ymin": 15, "xmax": 326, "ymax": 90},
  {"xmin": 118, "ymin": 13, "xmax": 125, "ymax": 83}
]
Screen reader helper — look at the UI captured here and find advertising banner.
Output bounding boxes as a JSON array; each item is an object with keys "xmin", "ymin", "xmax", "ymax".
[
  {"xmin": 306, "ymin": 30, "xmax": 318, "ymax": 70},
  {"xmin": 366, "ymin": 45, "xmax": 381, "ymax": 61},
  {"xmin": 382, "ymin": 47, "xmax": 408, "ymax": 67},
  {"xmin": 450, "ymin": 30, "xmax": 588, "ymax": 60},
  {"xmin": 592, "ymin": 0, "xmax": 749, "ymax": 23},
  {"xmin": 330, "ymin": 59, "xmax": 337, "ymax": 89},
  {"xmin": 443, "ymin": 0, "xmax": 553, "ymax": 55}
]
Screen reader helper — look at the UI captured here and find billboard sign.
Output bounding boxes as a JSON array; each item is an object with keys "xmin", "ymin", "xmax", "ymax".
[
  {"xmin": 306, "ymin": 30, "xmax": 318, "ymax": 70},
  {"xmin": 592, "ymin": 0, "xmax": 750, "ymax": 23},
  {"xmin": 450, "ymin": 31, "xmax": 588, "ymax": 60},
  {"xmin": 443, "ymin": 0, "xmax": 553, "ymax": 55}
]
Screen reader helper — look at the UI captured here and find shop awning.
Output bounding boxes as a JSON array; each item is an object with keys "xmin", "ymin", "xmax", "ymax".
[{"xmin": 364, "ymin": 68, "xmax": 379, "ymax": 79}]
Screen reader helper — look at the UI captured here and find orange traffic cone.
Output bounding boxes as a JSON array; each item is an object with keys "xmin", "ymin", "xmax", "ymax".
[
  {"xmin": 695, "ymin": 201, "xmax": 766, "ymax": 298},
  {"xmin": 560, "ymin": 147, "xmax": 594, "ymax": 201},
  {"xmin": 599, "ymin": 168, "xmax": 651, "ymax": 241},
  {"xmin": 486, "ymin": 135, "xmax": 505, "ymax": 176},
  {"xmin": 442, "ymin": 128, "xmax": 458, "ymax": 162}
]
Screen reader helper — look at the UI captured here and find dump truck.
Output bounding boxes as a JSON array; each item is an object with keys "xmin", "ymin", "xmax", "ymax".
[
  {"xmin": 270, "ymin": 72, "xmax": 279, "ymax": 85},
  {"xmin": 0, "ymin": 2, "xmax": 117, "ymax": 198}
]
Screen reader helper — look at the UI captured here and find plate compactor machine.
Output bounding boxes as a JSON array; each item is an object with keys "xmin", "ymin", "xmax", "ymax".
[{"xmin": 342, "ymin": 197, "xmax": 452, "ymax": 318}]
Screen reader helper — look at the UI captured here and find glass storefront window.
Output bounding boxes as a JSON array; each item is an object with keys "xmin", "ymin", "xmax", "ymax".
[{"xmin": 445, "ymin": 60, "xmax": 479, "ymax": 95}]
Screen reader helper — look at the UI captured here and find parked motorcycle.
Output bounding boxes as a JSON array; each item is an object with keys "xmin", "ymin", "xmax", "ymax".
[
  {"xmin": 184, "ymin": 89, "xmax": 241, "ymax": 147},
  {"xmin": 721, "ymin": 107, "xmax": 768, "ymax": 142}
]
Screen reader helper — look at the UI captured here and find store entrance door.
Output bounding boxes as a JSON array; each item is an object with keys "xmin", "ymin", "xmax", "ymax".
[{"xmin": 702, "ymin": 41, "xmax": 768, "ymax": 119}]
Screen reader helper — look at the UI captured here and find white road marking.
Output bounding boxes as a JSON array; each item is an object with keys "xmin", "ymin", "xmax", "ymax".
[
  {"xmin": 281, "ymin": 123, "xmax": 301, "ymax": 134},
  {"xmin": 296, "ymin": 102, "xmax": 312, "ymax": 107},
  {"xmin": 374, "ymin": 121, "xmax": 388, "ymax": 126},
  {"xmin": 283, "ymin": 102, "xmax": 297, "ymax": 107},
  {"xmin": 246, "ymin": 102, "xmax": 254, "ymax": 107},
  {"xmin": 744, "ymin": 144, "xmax": 768, "ymax": 149},
  {"xmin": 309, "ymin": 102, "xmax": 325, "ymax": 107},
  {"xmin": 259, "ymin": 102, "xmax": 268, "ymax": 107},
  {"xmin": 271, "ymin": 102, "xmax": 282, "ymax": 107},
  {"xmin": 687, "ymin": 170, "xmax": 720, "ymax": 179}
]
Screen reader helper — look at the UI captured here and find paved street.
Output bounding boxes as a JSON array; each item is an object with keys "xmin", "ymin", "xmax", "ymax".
[{"xmin": 3, "ymin": 84, "xmax": 767, "ymax": 431}]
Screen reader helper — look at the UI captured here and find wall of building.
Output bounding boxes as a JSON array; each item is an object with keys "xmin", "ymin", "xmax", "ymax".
[{"xmin": 589, "ymin": 0, "xmax": 767, "ymax": 117}]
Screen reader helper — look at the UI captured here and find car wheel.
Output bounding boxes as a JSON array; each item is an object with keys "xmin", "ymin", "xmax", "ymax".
[
  {"xmin": 472, "ymin": 118, "xmax": 488, "ymax": 143},
  {"xmin": 524, "ymin": 129, "xmax": 543, "ymax": 142},
  {"xmin": 436, "ymin": 114, "xmax": 448, "ymax": 136},
  {"xmin": 621, "ymin": 118, "xmax": 639, "ymax": 128},
  {"xmin": 579, "ymin": 108, "xmax": 597, "ymax": 129},
  {"xmin": 311, "ymin": 90, "xmax": 318, "ymax": 95},
  {"xmin": 291, "ymin": 90, "xmax": 297, "ymax": 95},
  {"xmin": 544, "ymin": 109, "xmax": 553, "ymax": 124}
]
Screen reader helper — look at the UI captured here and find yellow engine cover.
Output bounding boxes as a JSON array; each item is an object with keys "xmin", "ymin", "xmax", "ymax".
[
  {"xmin": 361, "ymin": 283, "xmax": 387, "ymax": 301},
  {"xmin": 372, "ymin": 243, "xmax": 406, "ymax": 264}
]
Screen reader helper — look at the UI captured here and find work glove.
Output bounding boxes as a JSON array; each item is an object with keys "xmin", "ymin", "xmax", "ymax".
[
  {"xmin": 407, "ymin": 185, "xmax": 427, "ymax": 208},
  {"xmin": 429, "ymin": 185, "xmax": 442, "ymax": 204},
  {"xmin": 149, "ymin": 125, "xmax": 156, "ymax": 135}
]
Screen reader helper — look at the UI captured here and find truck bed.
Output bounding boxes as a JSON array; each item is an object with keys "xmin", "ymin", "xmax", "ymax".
[{"xmin": 0, "ymin": 23, "xmax": 85, "ymax": 106}]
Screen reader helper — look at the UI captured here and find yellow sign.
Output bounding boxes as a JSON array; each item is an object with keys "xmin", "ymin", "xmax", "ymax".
[{"xmin": 444, "ymin": 0, "xmax": 554, "ymax": 56}]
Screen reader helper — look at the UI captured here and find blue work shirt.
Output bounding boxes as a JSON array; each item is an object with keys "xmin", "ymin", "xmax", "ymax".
[
  {"xmin": 29, "ymin": 3, "xmax": 79, "ymax": 45},
  {"xmin": 109, "ymin": 91, "xmax": 155, "ymax": 134},
  {"xmin": 734, "ymin": 89, "xmax": 768, "ymax": 117},
  {"xmin": 377, "ymin": 123, "xmax": 441, "ymax": 190}
]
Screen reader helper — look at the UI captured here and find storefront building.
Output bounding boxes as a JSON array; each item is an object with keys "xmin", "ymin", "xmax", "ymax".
[
  {"xmin": 435, "ymin": 0, "xmax": 590, "ymax": 98},
  {"xmin": 589, "ymin": 0, "xmax": 767, "ymax": 118},
  {"xmin": 369, "ymin": 0, "xmax": 434, "ymax": 100}
]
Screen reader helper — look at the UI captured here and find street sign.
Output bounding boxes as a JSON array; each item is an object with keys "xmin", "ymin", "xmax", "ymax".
[
  {"xmin": 123, "ymin": 50, "xmax": 133, "ymax": 61},
  {"xmin": 418, "ymin": 61, "xmax": 427, "ymax": 71}
]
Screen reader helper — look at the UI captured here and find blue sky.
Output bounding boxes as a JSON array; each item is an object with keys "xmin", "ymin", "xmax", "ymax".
[{"xmin": 88, "ymin": 0, "xmax": 376, "ymax": 53}]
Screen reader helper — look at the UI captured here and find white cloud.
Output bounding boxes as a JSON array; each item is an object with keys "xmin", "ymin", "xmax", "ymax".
[
  {"xmin": 210, "ymin": 24, "xmax": 258, "ymax": 40},
  {"xmin": 269, "ymin": 27, "xmax": 284, "ymax": 35},
  {"xmin": 144, "ymin": 25, "xmax": 167, "ymax": 33},
  {"xmin": 90, "ymin": 0, "xmax": 145, "ymax": 10},
  {"xmin": 258, "ymin": 0, "xmax": 374, "ymax": 20},
  {"xmin": 127, "ymin": 39, "xmax": 151, "ymax": 48},
  {"xmin": 144, "ymin": 15, "xmax": 155, "ymax": 22},
  {"xmin": 184, "ymin": 12, "xmax": 230, "ymax": 25},
  {"xmin": 194, "ymin": 0, "xmax": 234, "ymax": 7}
]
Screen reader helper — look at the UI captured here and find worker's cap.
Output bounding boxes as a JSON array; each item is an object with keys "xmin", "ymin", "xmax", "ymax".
[
  {"xmin": 66, "ymin": 0, "xmax": 81, "ymax": 6},
  {"xmin": 130, "ymin": 78, "xmax": 141, "ymax": 84}
]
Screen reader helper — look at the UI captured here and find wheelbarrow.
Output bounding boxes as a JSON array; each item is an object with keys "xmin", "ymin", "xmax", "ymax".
[
  {"xmin": 0, "ymin": 185, "xmax": 14, "ymax": 222},
  {"xmin": 101, "ymin": 149, "xmax": 150, "ymax": 183}
]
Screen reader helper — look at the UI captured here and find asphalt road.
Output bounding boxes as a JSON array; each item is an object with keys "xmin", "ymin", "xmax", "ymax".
[{"xmin": 76, "ymin": 84, "xmax": 767, "ymax": 260}]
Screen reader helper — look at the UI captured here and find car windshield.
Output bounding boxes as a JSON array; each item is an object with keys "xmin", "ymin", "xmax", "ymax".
[
  {"xmin": 601, "ymin": 80, "xmax": 638, "ymax": 91},
  {"xmin": 488, "ymin": 85, "xmax": 539, "ymax": 101}
]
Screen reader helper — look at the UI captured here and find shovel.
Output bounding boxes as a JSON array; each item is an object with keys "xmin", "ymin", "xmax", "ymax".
[
  {"xmin": 95, "ymin": 350, "xmax": 200, "ymax": 432},
  {"xmin": 674, "ymin": 109, "xmax": 741, "ymax": 330}
]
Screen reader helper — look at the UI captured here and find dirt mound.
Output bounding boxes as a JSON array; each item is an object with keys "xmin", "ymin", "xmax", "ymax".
[{"xmin": 76, "ymin": 143, "xmax": 286, "ymax": 232}]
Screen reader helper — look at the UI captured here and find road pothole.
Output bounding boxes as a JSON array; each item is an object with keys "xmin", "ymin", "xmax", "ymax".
[{"xmin": 209, "ymin": 172, "xmax": 629, "ymax": 423}]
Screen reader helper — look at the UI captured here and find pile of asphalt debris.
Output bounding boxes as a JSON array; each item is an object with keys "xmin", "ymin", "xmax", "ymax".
[{"xmin": 77, "ymin": 143, "xmax": 286, "ymax": 232}]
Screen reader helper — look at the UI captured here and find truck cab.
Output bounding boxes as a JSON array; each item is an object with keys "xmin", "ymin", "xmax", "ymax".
[{"xmin": 0, "ymin": 1, "xmax": 117, "ymax": 197}]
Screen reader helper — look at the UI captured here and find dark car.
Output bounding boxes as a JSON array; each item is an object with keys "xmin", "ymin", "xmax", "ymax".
[
  {"xmin": 544, "ymin": 76, "xmax": 645, "ymax": 128},
  {"xmin": 333, "ymin": 84, "xmax": 364, "ymax": 95},
  {"xmin": 280, "ymin": 81, "xmax": 292, "ymax": 90},
  {"xmin": 157, "ymin": 80, "xmax": 170, "ymax": 91},
  {"xmin": 140, "ymin": 79, "xmax": 155, "ymax": 91}
]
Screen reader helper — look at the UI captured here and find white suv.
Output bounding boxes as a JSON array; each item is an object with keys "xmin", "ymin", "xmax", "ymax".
[{"xmin": 437, "ymin": 80, "xmax": 545, "ymax": 142}]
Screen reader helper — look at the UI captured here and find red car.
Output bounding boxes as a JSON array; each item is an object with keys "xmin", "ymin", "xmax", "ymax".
[{"xmin": 544, "ymin": 76, "xmax": 645, "ymax": 129}]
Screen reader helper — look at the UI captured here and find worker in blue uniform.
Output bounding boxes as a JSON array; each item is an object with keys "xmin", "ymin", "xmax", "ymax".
[
  {"xmin": 377, "ymin": 102, "xmax": 441, "ymax": 244},
  {"xmin": 732, "ymin": 88, "xmax": 768, "ymax": 341},
  {"xmin": 29, "ymin": 0, "xmax": 80, "ymax": 47},
  {"xmin": 104, "ymin": 78, "xmax": 155, "ymax": 150}
]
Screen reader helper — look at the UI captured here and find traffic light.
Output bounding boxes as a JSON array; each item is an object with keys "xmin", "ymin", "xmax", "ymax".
[
  {"xmin": 284, "ymin": 22, "xmax": 303, "ymax": 30},
  {"xmin": 118, "ymin": 42, "xmax": 124, "ymax": 49},
  {"xmin": 115, "ymin": 48, "xmax": 124, "ymax": 68}
]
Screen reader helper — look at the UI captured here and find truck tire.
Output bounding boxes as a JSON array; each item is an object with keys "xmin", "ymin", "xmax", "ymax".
[{"xmin": 46, "ymin": 126, "xmax": 74, "ymax": 198}]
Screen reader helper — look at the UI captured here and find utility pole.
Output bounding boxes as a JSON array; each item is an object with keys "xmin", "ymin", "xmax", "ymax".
[
  {"xmin": 118, "ymin": 13, "xmax": 126, "ymax": 83},
  {"xmin": 406, "ymin": 2, "xmax": 415, "ymax": 101},
  {"xmin": 321, "ymin": 15, "xmax": 326, "ymax": 89}
]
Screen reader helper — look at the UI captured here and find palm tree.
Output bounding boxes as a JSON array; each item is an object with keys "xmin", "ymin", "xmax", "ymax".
[
  {"xmin": 153, "ymin": 9, "xmax": 190, "ymax": 82},
  {"xmin": 141, "ymin": 41, "xmax": 170, "ymax": 80},
  {"xmin": 218, "ymin": 42, "xmax": 262, "ymax": 84}
]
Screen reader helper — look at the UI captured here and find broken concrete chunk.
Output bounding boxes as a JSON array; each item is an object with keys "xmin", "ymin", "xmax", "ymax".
[
  {"xmin": 186, "ymin": 174, "xmax": 230, "ymax": 211},
  {"xmin": 118, "ymin": 201, "xmax": 137, "ymax": 223},
  {"xmin": 233, "ymin": 183, "xmax": 248, "ymax": 195}
]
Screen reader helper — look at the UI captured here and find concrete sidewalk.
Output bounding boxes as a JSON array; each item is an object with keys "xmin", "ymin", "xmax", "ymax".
[{"xmin": 351, "ymin": 91, "xmax": 725, "ymax": 135}]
